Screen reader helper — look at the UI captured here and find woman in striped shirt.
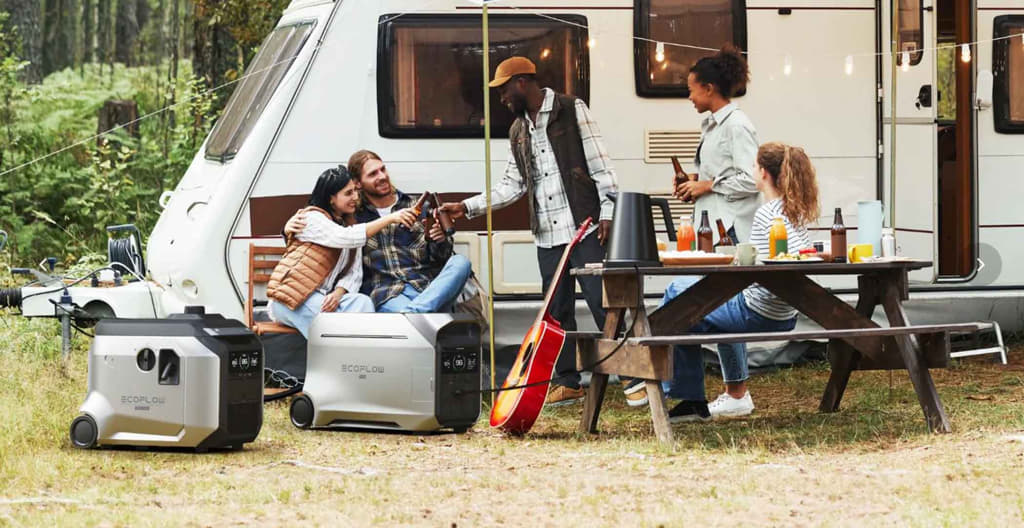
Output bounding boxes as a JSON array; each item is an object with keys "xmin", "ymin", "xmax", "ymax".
[{"xmin": 661, "ymin": 142, "xmax": 820, "ymax": 422}]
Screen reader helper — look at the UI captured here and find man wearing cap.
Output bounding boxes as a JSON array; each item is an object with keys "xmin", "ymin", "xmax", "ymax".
[{"xmin": 441, "ymin": 57, "xmax": 645, "ymax": 408}]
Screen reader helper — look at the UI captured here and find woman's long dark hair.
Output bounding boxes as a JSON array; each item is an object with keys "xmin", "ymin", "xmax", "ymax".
[
  {"xmin": 308, "ymin": 166, "xmax": 354, "ymax": 221},
  {"xmin": 691, "ymin": 44, "xmax": 750, "ymax": 98}
]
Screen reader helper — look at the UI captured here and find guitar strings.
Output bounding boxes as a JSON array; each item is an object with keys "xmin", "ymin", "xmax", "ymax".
[{"xmin": 460, "ymin": 265, "xmax": 643, "ymax": 396}]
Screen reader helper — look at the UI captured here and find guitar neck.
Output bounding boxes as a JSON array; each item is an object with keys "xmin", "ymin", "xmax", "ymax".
[{"xmin": 534, "ymin": 219, "xmax": 593, "ymax": 326}]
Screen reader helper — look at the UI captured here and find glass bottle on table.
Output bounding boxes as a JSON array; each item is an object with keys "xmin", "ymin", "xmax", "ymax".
[
  {"xmin": 831, "ymin": 207, "xmax": 847, "ymax": 263},
  {"xmin": 677, "ymin": 216, "xmax": 696, "ymax": 251},
  {"xmin": 697, "ymin": 211, "xmax": 714, "ymax": 253},
  {"xmin": 714, "ymin": 219, "xmax": 734, "ymax": 248},
  {"xmin": 769, "ymin": 217, "xmax": 788, "ymax": 258}
]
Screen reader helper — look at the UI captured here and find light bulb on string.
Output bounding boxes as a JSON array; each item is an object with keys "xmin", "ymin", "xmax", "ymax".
[
  {"xmin": 588, "ymin": 37, "xmax": 597, "ymax": 48},
  {"xmin": 901, "ymin": 51, "xmax": 910, "ymax": 72},
  {"xmin": 844, "ymin": 55, "xmax": 854, "ymax": 76},
  {"xmin": 961, "ymin": 43, "xmax": 971, "ymax": 63},
  {"xmin": 783, "ymin": 55, "xmax": 792, "ymax": 77},
  {"xmin": 655, "ymin": 41, "xmax": 665, "ymax": 63}
]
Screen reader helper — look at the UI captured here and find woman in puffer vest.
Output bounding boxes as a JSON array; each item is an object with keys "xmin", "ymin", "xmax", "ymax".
[{"xmin": 267, "ymin": 166, "xmax": 417, "ymax": 338}]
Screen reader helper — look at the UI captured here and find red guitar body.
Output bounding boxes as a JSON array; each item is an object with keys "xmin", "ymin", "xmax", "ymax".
[{"xmin": 490, "ymin": 218, "xmax": 592, "ymax": 434}]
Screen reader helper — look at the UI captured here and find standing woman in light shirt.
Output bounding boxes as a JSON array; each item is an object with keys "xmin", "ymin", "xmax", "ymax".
[{"xmin": 675, "ymin": 45, "xmax": 760, "ymax": 244}]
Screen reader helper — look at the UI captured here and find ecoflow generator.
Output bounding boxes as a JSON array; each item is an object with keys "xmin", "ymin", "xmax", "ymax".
[
  {"xmin": 289, "ymin": 313, "xmax": 481, "ymax": 433},
  {"xmin": 69, "ymin": 306, "xmax": 263, "ymax": 451}
]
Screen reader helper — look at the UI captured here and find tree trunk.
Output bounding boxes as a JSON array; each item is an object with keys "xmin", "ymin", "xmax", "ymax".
[
  {"xmin": 82, "ymin": 0, "xmax": 94, "ymax": 63},
  {"xmin": 96, "ymin": 0, "xmax": 110, "ymax": 73},
  {"xmin": 114, "ymin": 0, "xmax": 138, "ymax": 65},
  {"xmin": 1, "ymin": 0, "xmax": 43, "ymax": 83},
  {"xmin": 97, "ymin": 99, "xmax": 140, "ymax": 145},
  {"xmin": 192, "ymin": 0, "xmax": 236, "ymax": 106}
]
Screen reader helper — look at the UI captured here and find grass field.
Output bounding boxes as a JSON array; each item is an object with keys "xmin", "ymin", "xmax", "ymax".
[{"xmin": 1, "ymin": 312, "xmax": 1023, "ymax": 526}]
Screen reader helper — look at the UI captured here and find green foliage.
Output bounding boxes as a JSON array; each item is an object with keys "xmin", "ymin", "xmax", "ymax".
[{"xmin": 0, "ymin": 60, "xmax": 216, "ymax": 268}]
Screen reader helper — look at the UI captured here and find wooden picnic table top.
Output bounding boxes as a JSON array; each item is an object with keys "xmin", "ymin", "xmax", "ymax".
[{"xmin": 572, "ymin": 260, "xmax": 932, "ymax": 276}]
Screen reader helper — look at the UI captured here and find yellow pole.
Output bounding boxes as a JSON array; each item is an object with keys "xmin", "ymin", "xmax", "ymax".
[
  {"xmin": 482, "ymin": 3, "xmax": 496, "ymax": 405},
  {"xmin": 889, "ymin": 0, "xmax": 899, "ymax": 228}
]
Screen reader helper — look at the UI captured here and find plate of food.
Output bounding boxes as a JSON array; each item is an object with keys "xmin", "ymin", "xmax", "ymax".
[
  {"xmin": 658, "ymin": 250, "xmax": 735, "ymax": 266},
  {"xmin": 763, "ymin": 249, "xmax": 825, "ymax": 264}
]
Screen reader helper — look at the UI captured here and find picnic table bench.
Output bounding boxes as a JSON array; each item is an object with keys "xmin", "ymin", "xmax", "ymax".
[{"xmin": 571, "ymin": 260, "xmax": 989, "ymax": 443}]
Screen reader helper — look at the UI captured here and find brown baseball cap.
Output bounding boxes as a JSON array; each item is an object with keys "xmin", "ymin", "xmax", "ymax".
[{"xmin": 489, "ymin": 56, "xmax": 537, "ymax": 88}]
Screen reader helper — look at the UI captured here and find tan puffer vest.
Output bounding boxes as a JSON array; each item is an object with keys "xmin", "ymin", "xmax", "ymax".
[{"xmin": 267, "ymin": 207, "xmax": 351, "ymax": 310}]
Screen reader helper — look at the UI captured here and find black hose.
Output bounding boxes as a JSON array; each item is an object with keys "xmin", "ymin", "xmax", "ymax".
[
  {"xmin": 264, "ymin": 384, "xmax": 303, "ymax": 402},
  {"xmin": 108, "ymin": 237, "xmax": 146, "ymax": 279},
  {"xmin": 0, "ymin": 288, "xmax": 21, "ymax": 309}
]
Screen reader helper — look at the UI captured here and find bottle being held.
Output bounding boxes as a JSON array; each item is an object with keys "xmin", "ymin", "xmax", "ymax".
[
  {"xmin": 671, "ymin": 156, "xmax": 696, "ymax": 204},
  {"xmin": 714, "ymin": 219, "xmax": 735, "ymax": 247},
  {"xmin": 831, "ymin": 207, "xmax": 847, "ymax": 263},
  {"xmin": 769, "ymin": 217, "xmax": 788, "ymax": 258},
  {"xmin": 677, "ymin": 216, "xmax": 696, "ymax": 252},
  {"xmin": 697, "ymin": 211, "xmax": 714, "ymax": 253}
]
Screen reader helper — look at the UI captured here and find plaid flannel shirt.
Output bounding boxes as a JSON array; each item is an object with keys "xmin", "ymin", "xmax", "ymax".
[
  {"xmin": 463, "ymin": 88, "xmax": 618, "ymax": 248},
  {"xmin": 356, "ymin": 190, "xmax": 453, "ymax": 308}
]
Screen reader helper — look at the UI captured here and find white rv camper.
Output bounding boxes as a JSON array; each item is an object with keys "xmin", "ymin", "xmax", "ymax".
[{"xmin": 15, "ymin": 0, "xmax": 1024, "ymax": 348}]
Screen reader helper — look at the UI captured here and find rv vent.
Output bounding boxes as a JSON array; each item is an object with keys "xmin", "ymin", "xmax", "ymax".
[
  {"xmin": 645, "ymin": 130, "xmax": 702, "ymax": 164},
  {"xmin": 649, "ymin": 193, "xmax": 695, "ymax": 235}
]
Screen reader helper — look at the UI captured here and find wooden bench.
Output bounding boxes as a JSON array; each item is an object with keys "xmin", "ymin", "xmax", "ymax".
[{"xmin": 246, "ymin": 244, "xmax": 299, "ymax": 336}]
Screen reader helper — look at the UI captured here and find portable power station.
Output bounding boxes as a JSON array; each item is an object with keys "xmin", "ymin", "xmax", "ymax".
[
  {"xmin": 70, "ymin": 306, "xmax": 263, "ymax": 451},
  {"xmin": 289, "ymin": 313, "xmax": 481, "ymax": 433}
]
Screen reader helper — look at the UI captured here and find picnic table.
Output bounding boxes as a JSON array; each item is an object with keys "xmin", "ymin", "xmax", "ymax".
[{"xmin": 571, "ymin": 260, "xmax": 989, "ymax": 443}]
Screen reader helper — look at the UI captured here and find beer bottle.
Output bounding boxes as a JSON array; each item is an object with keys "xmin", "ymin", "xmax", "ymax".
[
  {"xmin": 769, "ymin": 217, "xmax": 788, "ymax": 258},
  {"xmin": 431, "ymin": 192, "xmax": 456, "ymax": 236},
  {"xmin": 677, "ymin": 216, "xmax": 696, "ymax": 251},
  {"xmin": 831, "ymin": 207, "xmax": 847, "ymax": 263},
  {"xmin": 714, "ymin": 219, "xmax": 734, "ymax": 247},
  {"xmin": 697, "ymin": 211, "xmax": 714, "ymax": 253}
]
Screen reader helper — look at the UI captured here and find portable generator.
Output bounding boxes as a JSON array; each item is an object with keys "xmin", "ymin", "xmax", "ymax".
[
  {"xmin": 69, "ymin": 306, "xmax": 263, "ymax": 451},
  {"xmin": 289, "ymin": 313, "xmax": 481, "ymax": 433}
]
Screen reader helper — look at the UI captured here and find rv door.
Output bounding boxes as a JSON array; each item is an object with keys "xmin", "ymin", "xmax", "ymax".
[{"xmin": 881, "ymin": 0, "xmax": 937, "ymax": 282}]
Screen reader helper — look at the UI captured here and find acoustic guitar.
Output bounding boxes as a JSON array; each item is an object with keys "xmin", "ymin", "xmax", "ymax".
[{"xmin": 490, "ymin": 217, "xmax": 593, "ymax": 434}]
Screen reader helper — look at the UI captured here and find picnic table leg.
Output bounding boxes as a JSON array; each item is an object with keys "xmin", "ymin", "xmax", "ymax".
[
  {"xmin": 646, "ymin": 380, "xmax": 673, "ymax": 443},
  {"xmin": 879, "ymin": 275, "xmax": 952, "ymax": 433},
  {"xmin": 579, "ymin": 308, "xmax": 622, "ymax": 434},
  {"xmin": 820, "ymin": 276, "xmax": 878, "ymax": 412}
]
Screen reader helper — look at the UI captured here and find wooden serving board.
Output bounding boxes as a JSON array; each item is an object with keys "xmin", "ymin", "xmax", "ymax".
[{"xmin": 658, "ymin": 253, "xmax": 735, "ymax": 266}]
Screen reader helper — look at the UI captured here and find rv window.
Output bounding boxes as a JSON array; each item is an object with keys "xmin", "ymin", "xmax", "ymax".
[
  {"xmin": 993, "ymin": 16, "xmax": 1024, "ymax": 133},
  {"xmin": 896, "ymin": 0, "xmax": 924, "ymax": 66},
  {"xmin": 378, "ymin": 14, "xmax": 589, "ymax": 139},
  {"xmin": 634, "ymin": 0, "xmax": 747, "ymax": 98},
  {"xmin": 206, "ymin": 21, "xmax": 315, "ymax": 162}
]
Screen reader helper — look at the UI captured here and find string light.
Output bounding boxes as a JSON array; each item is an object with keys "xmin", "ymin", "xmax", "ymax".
[
  {"xmin": 783, "ymin": 54, "xmax": 792, "ymax": 77},
  {"xmin": 961, "ymin": 43, "xmax": 971, "ymax": 63},
  {"xmin": 540, "ymin": 48, "xmax": 551, "ymax": 60},
  {"xmin": 844, "ymin": 55, "xmax": 854, "ymax": 76},
  {"xmin": 588, "ymin": 37, "xmax": 597, "ymax": 48},
  {"xmin": 655, "ymin": 41, "xmax": 665, "ymax": 63},
  {"xmin": 901, "ymin": 51, "xmax": 910, "ymax": 72},
  {"xmin": 660, "ymin": 61, "xmax": 669, "ymax": 71}
]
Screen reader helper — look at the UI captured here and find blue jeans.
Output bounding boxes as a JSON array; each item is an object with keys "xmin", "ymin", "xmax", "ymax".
[
  {"xmin": 379, "ymin": 255, "xmax": 472, "ymax": 313},
  {"xmin": 270, "ymin": 291, "xmax": 375, "ymax": 339},
  {"xmin": 659, "ymin": 277, "xmax": 796, "ymax": 401}
]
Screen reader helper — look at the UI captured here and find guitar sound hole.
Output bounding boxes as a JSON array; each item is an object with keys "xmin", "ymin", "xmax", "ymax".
[{"xmin": 517, "ymin": 344, "xmax": 535, "ymax": 379}]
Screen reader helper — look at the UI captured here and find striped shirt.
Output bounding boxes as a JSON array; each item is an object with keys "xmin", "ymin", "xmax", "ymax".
[
  {"xmin": 743, "ymin": 199, "xmax": 811, "ymax": 320},
  {"xmin": 463, "ymin": 88, "xmax": 618, "ymax": 248}
]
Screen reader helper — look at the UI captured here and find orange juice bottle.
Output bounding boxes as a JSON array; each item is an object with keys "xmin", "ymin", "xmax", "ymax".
[
  {"xmin": 769, "ymin": 217, "xmax": 788, "ymax": 258},
  {"xmin": 677, "ymin": 217, "xmax": 696, "ymax": 251}
]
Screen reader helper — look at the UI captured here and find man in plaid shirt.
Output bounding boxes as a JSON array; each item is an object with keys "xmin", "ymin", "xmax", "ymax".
[
  {"xmin": 349, "ymin": 150, "xmax": 472, "ymax": 313},
  {"xmin": 442, "ymin": 57, "xmax": 646, "ymax": 408}
]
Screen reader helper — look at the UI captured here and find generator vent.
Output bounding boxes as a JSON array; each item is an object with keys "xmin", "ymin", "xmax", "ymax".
[{"xmin": 644, "ymin": 130, "xmax": 702, "ymax": 164}]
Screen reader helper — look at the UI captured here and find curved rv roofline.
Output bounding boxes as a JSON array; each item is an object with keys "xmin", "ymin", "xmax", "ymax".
[{"xmin": 284, "ymin": 0, "xmax": 333, "ymax": 16}]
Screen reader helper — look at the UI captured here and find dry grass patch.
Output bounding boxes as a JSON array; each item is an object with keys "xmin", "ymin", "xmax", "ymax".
[{"xmin": 1, "ymin": 313, "xmax": 1023, "ymax": 526}]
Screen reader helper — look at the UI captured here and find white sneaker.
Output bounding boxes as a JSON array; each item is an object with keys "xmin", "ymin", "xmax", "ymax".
[{"xmin": 708, "ymin": 391, "xmax": 755, "ymax": 418}]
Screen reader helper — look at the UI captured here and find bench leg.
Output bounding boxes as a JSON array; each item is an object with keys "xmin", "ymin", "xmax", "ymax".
[
  {"xmin": 645, "ymin": 380, "xmax": 673, "ymax": 444},
  {"xmin": 820, "ymin": 340, "xmax": 859, "ymax": 412},
  {"xmin": 579, "ymin": 373, "xmax": 609, "ymax": 434}
]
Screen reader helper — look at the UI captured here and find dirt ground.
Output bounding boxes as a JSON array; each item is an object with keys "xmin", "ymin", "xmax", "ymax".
[{"xmin": 1, "ymin": 315, "xmax": 1022, "ymax": 526}]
